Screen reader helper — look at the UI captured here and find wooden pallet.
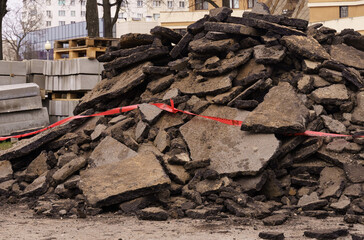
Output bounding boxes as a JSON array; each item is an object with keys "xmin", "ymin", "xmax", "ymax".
[
  {"xmin": 54, "ymin": 37, "xmax": 117, "ymax": 50},
  {"xmin": 53, "ymin": 47, "xmax": 107, "ymax": 60},
  {"xmin": 51, "ymin": 91, "xmax": 86, "ymax": 100}
]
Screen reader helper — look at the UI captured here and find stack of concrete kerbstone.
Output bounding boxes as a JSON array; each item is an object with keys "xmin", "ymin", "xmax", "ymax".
[
  {"xmin": 44, "ymin": 58, "xmax": 103, "ymax": 91},
  {"xmin": 0, "ymin": 83, "xmax": 49, "ymax": 136},
  {"xmin": 44, "ymin": 58, "xmax": 103, "ymax": 123},
  {"xmin": 26, "ymin": 60, "xmax": 46, "ymax": 91},
  {"xmin": 0, "ymin": 61, "xmax": 27, "ymax": 86}
]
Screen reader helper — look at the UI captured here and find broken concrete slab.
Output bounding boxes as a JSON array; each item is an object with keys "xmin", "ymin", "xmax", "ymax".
[
  {"xmin": 319, "ymin": 167, "xmax": 346, "ymax": 198},
  {"xmin": 352, "ymin": 91, "xmax": 364, "ymax": 125},
  {"xmin": 310, "ymin": 84, "xmax": 349, "ymax": 105},
  {"xmin": 203, "ymin": 22, "xmax": 261, "ymax": 37},
  {"xmin": 22, "ymin": 171, "xmax": 49, "ymax": 196},
  {"xmin": 147, "ymin": 75, "xmax": 174, "ymax": 94},
  {"xmin": 180, "ymin": 105, "xmax": 280, "ymax": 176},
  {"xmin": 52, "ymin": 157, "xmax": 87, "ymax": 184},
  {"xmin": 303, "ymin": 228, "xmax": 348, "ymax": 239},
  {"xmin": 321, "ymin": 115, "xmax": 346, "ymax": 134},
  {"xmin": 330, "ymin": 44, "xmax": 364, "ymax": 69},
  {"xmin": 137, "ymin": 207, "xmax": 168, "ymax": 221},
  {"xmin": 297, "ymin": 192, "xmax": 328, "ymax": 210},
  {"xmin": 281, "ymin": 35, "xmax": 330, "ymax": 61},
  {"xmin": 88, "ymin": 136, "xmax": 137, "ymax": 168},
  {"xmin": 344, "ymin": 163, "xmax": 364, "ymax": 183},
  {"xmin": 241, "ymin": 82, "xmax": 309, "ymax": 134},
  {"xmin": 189, "ymin": 38, "xmax": 238, "ymax": 55},
  {"xmin": 171, "ymin": 72, "xmax": 233, "ymax": 97},
  {"xmin": 0, "ymin": 96, "xmax": 42, "ymax": 114},
  {"xmin": 25, "ymin": 151, "xmax": 49, "ymax": 180},
  {"xmin": 139, "ymin": 104, "xmax": 163, "ymax": 125},
  {"xmin": 80, "ymin": 152, "xmax": 170, "ymax": 207},
  {"xmin": 253, "ymin": 45, "xmax": 286, "ymax": 64},
  {"xmin": 0, "ymin": 160, "xmax": 13, "ymax": 183}
]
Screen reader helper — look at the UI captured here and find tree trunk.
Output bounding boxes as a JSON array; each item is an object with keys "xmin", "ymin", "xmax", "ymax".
[
  {"xmin": 102, "ymin": 0, "xmax": 112, "ymax": 37},
  {"xmin": 86, "ymin": 0, "xmax": 99, "ymax": 37},
  {"xmin": 0, "ymin": 0, "xmax": 8, "ymax": 60}
]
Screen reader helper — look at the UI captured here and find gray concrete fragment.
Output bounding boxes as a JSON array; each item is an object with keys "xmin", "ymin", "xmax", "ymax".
[
  {"xmin": 180, "ymin": 105, "xmax": 280, "ymax": 176},
  {"xmin": 138, "ymin": 104, "xmax": 163, "ymax": 125},
  {"xmin": 0, "ymin": 160, "xmax": 13, "ymax": 183},
  {"xmin": 89, "ymin": 136, "xmax": 137, "ymax": 168},
  {"xmin": 80, "ymin": 152, "xmax": 170, "ymax": 207},
  {"xmin": 52, "ymin": 157, "xmax": 87, "ymax": 184}
]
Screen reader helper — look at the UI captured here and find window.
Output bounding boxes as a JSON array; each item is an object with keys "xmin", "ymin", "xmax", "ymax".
[
  {"xmin": 71, "ymin": 10, "xmax": 75, "ymax": 17},
  {"xmin": 58, "ymin": 0, "xmax": 65, "ymax": 5},
  {"xmin": 46, "ymin": 0, "xmax": 51, "ymax": 5},
  {"xmin": 81, "ymin": 11, "xmax": 86, "ymax": 17},
  {"xmin": 80, "ymin": 0, "xmax": 85, "ymax": 5},
  {"xmin": 59, "ymin": 10, "xmax": 65, "ymax": 16},
  {"xmin": 70, "ymin": 0, "xmax": 75, "ymax": 5},
  {"xmin": 195, "ymin": 0, "xmax": 208, "ymax": 10},
  {"xmin": 137, "ymin": 0, "xmax": 143, "ymax": 7},
  {"xmin": 153, "ymin": 13, "xmax": 160, "ymax": 21},
  {"xmin": 340, "ymin": 6, "xmax": 348, "ymax": 18},
  {"xmin": 137, "ymin": 13, "xmax": 143, "ymax": 18},
  {"xmin": 46, "ymin": 21, "xmax": 51, "ymax": 27},
  {"xmin": 153, "ymin": 0, "xmax": 161, "ymax": 7},
  {"xmin": 167, "ymin": 0, "xmax": 173, "ymax": 8},
  {"xmin": 179, "ymin": 1, "xmax": 185, "ymax": 7},
  {"xmin": 71, "ymin": 21, "xmax": 76, "ymax": 24},
  {"xmin": 46, "ymin": 10, "xmax": 52, "ymax": 17},
  {"xmin": 248, "ymin": 0, "xmax": 257, "ymax": 9},
  {"xmin": 59, "ymin": 21, "xmax": 65, "ymax": 25},
  {"xmin": 121, "ymin": 1, "xmax": 126, "ymax": 7}
]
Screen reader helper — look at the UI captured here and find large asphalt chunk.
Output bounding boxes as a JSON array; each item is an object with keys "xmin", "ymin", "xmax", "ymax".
[
  {"xmin": 241, "ymin": 82, "xmax": 309, "ymax": 134},
  {"xmin": 180, "ymin": 105, "xmax": 279, "ymax": 176},
  {"xmin": 74, "ymin": 62, "xmax": 150, "ymax": 115},
  {"xmin": 352, "ymin": 91, "xmax": 364, "ymax": 126},
  {"xmin": 80, "ymin": 152, "xmax": 170, "ymax": 207},
  {"xmin": 281, "ymin": 35, "xmax": 330, "ymax": 61},
  {"xmin": 330, "ymin": 44, "xmax": 364, "ymax": 69}
]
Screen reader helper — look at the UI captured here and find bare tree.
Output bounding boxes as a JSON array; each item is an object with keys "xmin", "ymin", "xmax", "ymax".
[
  {"xmin": 3, "ymin": 6, "xmax": 43, "ymax": 60},
  {"xmin": 86, "ymin": 0, "xmax": 100, "ymax": 37},
  {"xmin": 0, "ymin": 0, "xmax": 9, "ymax": 60},
  {"xmin": 98, "ymin": 0, "xmax": 123, "ymax": 38}
]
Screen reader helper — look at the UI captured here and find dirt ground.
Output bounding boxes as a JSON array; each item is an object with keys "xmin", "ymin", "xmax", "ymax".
[{"xmin": 0, "ymin": 204, "xmax": 363, "ymax": 240}]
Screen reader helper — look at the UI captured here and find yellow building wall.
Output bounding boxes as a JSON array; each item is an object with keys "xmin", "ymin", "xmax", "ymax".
[
  {"xmin": 310, "ymin": 6, "xmax": 339, "ymax": 22},
  {"xmin": 349, "ymin": 5, "xmax": 364, "ymax": 17},
  {"xmin": 188, "ymin": 0, "xmax": 250, "ymax": 11},
  {"xmin": 310, "ymin": 5, "xmax": 364, "ymax": 22}
]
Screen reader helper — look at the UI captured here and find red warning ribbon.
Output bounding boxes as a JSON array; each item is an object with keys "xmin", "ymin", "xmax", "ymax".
[{"xmin": 0, "ymin": 100, "xmax": 363, "ymax": 142}]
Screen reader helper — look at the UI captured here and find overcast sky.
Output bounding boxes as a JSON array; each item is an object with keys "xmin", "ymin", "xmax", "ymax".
[{"xmin": 7, "ymin": 0, "xmax": 22, "ymax": 11}]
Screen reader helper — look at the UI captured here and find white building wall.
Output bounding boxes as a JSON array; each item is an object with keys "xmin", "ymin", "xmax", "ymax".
[{"xmin": 312, "ymin": 16, "xmax": 364, "ymax": 33}]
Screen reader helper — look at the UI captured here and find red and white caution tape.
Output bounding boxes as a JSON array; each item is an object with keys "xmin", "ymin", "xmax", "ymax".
[{"xmin": 0, "ymin": 100, "xmax": 363, "ymax": 142}]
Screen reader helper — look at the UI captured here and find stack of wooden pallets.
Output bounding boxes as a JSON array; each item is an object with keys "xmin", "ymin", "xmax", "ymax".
[{"xmin": 53, "ymin": 37, "xmax": 117, "ymax": 60}]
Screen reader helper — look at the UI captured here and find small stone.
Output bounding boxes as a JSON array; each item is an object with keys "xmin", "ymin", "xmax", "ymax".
[
  {"xmin": 262, "ymin": 214, "xmax": 289, "ymax": 226},
  {"xmin": 297, "ymin": 75, "xmax": 313, "ymax": 94},
  {"xmin": 185, "ymin": 208, "xmax": 218, "ymax": 219},
  {"xmin": 154, "ymin": 130, "xmax": 170, "ymax": 153},
  {"xmin": 326, "ymin": 139, "xmax": 349, "ymax": 153},
  {"xmin": 109, "ymin": 115, "xmax": 127, "ymax": 125},
  {"xmin": 312, "ymin": 75, "xmax": 330, "ymax": 88},
  {"xmin": 168, "ymin": 153, "xmax": 191, "ymax": 165},
  {"xmin": 195, "ymin": 177, "xmax": 230, "ymax": 195},
  {"xmin": 147, "ymin": 75, "xmax": 174, "ymax": 94},
  {"xmin": 22, "ymin": 172, "xmax": 49, "ymax": 196},
  {"xmin": 319, "ymin": 167, "xmax": 346, "ymax": 198},
  {"xmin": 319, "ymin": 68, "xmax": 343, "ymax": 83},
  {"xmin": 184, "ymin": 159, "xmax": 210, "ymax": 170},
  {"xmin": 352, "ymin": 92, "xmax": 364, "ymax": 126},
  {"xmin": 57, "ymin": 152, "xmax": 78, "ymax": 168},
  {"xmin": 119, "ymin": 196, "xmax": 154, "ymax": 213},
  {"xmin": 298, "ymin": 192, "xmax": 328, "ymax": 210},
  {"xmin": 258, "ymin": 231, "xmax": 285, "ymax": 240},
  {"xmin": 135, "ymin": 120, "xmax": 149, "ymax": 142},
  {"xmin": 330, "ymin": 195, "xmax": 351, "ymax": 211},
  {"xmin": 321, "ymin": 115, "xmax": 346, "ymax": 134},
  {"xmin": 343, "ymin": 184, "xmax": 363, "ymax": 197},
  {"xmin": 138, "ymin": 104, "xmax": 163, "ymax": 125},
  {"xmin": 0, "ymin": 179, "xmax": 15, "ymax": 194},
  {"xmin": 137, "ymin": 207, "xmax": 168, "ymax": 221},
  {"xmin": 303, "ymin": 228, "xmax": 348, "ymax": 239}
]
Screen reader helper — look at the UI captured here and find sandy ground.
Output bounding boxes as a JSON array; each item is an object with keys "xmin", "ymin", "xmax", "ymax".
[{"xmin": 0, "ymin": 204, "xmax": 363, "ymax": 240}]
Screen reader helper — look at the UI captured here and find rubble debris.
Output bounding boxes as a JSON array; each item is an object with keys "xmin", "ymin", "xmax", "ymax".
[{"xmin": 1, "ymin": 8, "xmax": 364, "ymax": 231}]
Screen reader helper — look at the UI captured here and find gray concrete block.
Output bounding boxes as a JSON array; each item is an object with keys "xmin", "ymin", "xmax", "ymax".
[
  {"xmin": 48, "ymin": 100, "xmax": 79, "ymax": 116},
  {"xmin": 49, "ymin": 115, "xmax": 67, "ymax": 124},
  {"xmin": 0, "ymin": 61, "xmax": 26, "ymax": 75},
  {"xmin": 0, "ymin": 76, "xmax": 27, "ymax": 86},
  {"xmin": 0, "ymin": 96, "xmax": 42, "ymax": 114},
  {"xmin": 72, "ymin": 58, "xmax": 104, "ymax": 75},
  {"xmin": 45, "ymin": 75, "xmax": 101, "ymax": 91},
  {"xmin": 26, "ymin": 60, "xmax": 45, "ymax": 74},
  {"xmin": 27, "ymin": 74, "xmax": 46, "ymax": 89},
  {"xmin": 0, "ymin": 107, "xmax": 49, "ymax": 136},
  {"xmin": 0, "ymin": 83, "xmax": 40, "ymax": 100},
  {"xmin": 43, "ymin": 59, "xmax": 104, "ymax": 76}
]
